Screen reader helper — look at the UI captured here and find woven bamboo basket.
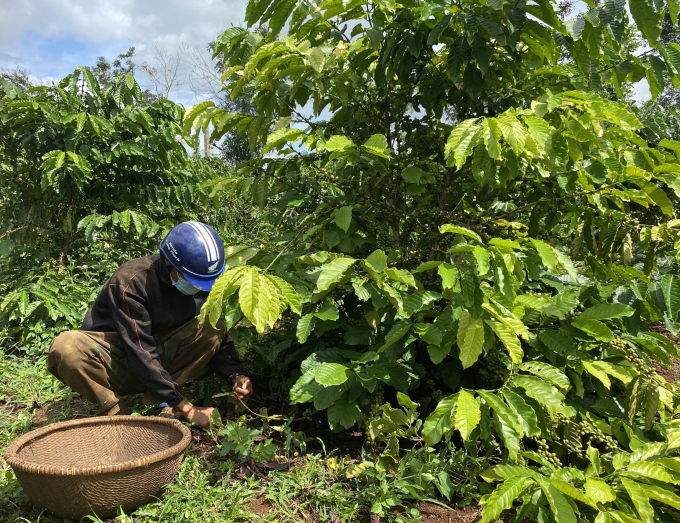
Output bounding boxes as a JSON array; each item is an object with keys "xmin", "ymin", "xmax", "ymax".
[{"xmin": 4, "ymin": 415, "xmax": 191, "ymax": 520}]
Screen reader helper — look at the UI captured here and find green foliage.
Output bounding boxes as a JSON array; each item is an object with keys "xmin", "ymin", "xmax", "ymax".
[
  {"xmin": 0, "ymin": 69, "xmax": 250, "ymax": 352},
  {"xmin": 0, "ymin": 245, "xmax": 125, "ymax": 354},
  {"xmin": 479, "ymin": 423, "xmax": 680, "ymax": 523},
  {"xmin": 211, "ymin": 414, "xmax": 277, "ymax": 462},
  {"xmin": 120, "ymin": 457, "xmax": 255, "ymax": 523},
  {"xmin": 182, "ymin": 0, "xmax": 680, "ymax": 518},
  {"xmin": 3, "ymin": 0, "xmax": 680, "ymax": 519},
  {"xmin": 0, "ymin": 67, "xmax": 197, "ymax": 267}
]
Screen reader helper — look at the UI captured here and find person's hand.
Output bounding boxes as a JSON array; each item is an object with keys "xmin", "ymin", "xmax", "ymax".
[
  {"xmin": 232, "ymin": 375, "xmax": 253, "ymax": 401},
  {"xmin": 174, "ymin": 399, "xmax": 214, "ymax": 429}
]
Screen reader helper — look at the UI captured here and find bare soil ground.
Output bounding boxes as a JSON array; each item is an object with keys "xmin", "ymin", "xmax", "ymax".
[
  {"xmin": 246, "ymin": 496, "xmax": 275, "ymax": 518},
  {"xmin": 242, "ymin": 498, "xmax": 505, "ymax": 522},
  {"xmin": 417, "ymin": 502, "xmax": 484, "ymax": 523},
  {"xmin": 648, "ymin": 322, "xmax": 680, "ymax": 383},
  {"xmin": 31, "ymin": 396, "xmax": 96, "ymax": 426}
]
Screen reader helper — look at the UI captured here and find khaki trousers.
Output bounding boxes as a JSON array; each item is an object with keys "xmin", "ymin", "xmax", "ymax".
[{"xmin": 48, "ymin": 317, "xmax": 224, "ymax": 414}]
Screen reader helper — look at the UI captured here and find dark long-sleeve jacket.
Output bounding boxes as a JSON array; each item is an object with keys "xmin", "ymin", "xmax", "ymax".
[{"xmin": 81, "ymin": 254, "xmax": 245, "ymax": 407}]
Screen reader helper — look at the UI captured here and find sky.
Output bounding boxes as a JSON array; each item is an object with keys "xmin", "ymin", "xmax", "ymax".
[
  {"xmin": 0, "ymin": 0, "xmax": 249, "ymax": 107},
  {"xmin": 0, "ymin": 0, "xmax": 652, "ymax": 108}
]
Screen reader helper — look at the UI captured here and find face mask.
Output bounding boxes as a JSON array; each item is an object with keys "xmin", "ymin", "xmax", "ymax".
[{"xmin": 172, "ymin": 275, "xmax": 201, "ymax": 296}]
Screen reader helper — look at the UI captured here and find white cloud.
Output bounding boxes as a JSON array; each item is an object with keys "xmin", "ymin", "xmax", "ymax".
[
  {"xmin": 0, "ymin": 0, "xmax": 247, "ymax": 48},
  {"xmin": 0, "ymin": 0, "xmax": 249, "ymax": 105}
]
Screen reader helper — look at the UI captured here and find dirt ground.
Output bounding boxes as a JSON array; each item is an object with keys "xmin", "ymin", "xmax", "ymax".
[
  {"xmin": 648, "ymin": 322, "xmax": 680, "ymax": 383},
  {"xmin": 416, "ymin": 502, "xmax": 486, "ymax": 523},
  {"xmin": 243, "ymin": 497, "xmax": 504, "ymax": 522},
  {"xmin": 12, "ymin": 323, "xmax": 680, "ymax": 523}
]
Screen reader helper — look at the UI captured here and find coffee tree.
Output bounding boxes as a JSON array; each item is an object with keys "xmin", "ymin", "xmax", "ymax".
[
  {"xmin": 0, "ymin": 69, "xmax": 202, "ymax": 344},
  {"xmin": 186, "ymin": 0, "xmax": 680, "ymax": 520}
]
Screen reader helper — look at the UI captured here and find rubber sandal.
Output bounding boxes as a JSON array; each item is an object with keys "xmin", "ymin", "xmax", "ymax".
[
  {"xmin": 157, "ymin": 402, "xmax": 176, "ymax": 418},
  {"xmin": 157, "ymin": 403, "xmax": 187, "ymax": 422}
]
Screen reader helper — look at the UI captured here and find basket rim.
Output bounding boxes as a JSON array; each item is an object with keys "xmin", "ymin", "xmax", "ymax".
[{"xmin": 4, "ymin": 415, "xmax": 191, "ymax": 476}]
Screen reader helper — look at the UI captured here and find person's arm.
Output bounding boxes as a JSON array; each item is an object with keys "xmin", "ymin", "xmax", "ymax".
[
  {"xmin": 209, "ymin": 335, "xmax": 253, "ymax": 400},
  {"xmin": 108, "ymin": 280, "xmax": 185, "ymax": 407},
  {"xmin": 109, "ymin": 279, "xmax": 217, "ymax": 428}
]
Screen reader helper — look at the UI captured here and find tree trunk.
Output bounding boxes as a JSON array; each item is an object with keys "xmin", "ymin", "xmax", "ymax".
[
  {"xmin": 428, "ymin": 167, "xmax": 452, "ymax": 260},
  {"xmin": 204, "ymin": 127, "xmax": 211, "ymax": 158}
]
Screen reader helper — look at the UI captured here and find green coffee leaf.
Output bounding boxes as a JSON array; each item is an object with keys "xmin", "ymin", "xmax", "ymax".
[
  {"xmin": 401, "ymin": 165, "xmax": 424, "ymax": 183},
  {"xmin": 482, "ymin": 118, "xmax": 502, "ymax": 160},
  {"xmin": 413, "ymin": 260, "xmax": 443, "ymax": 273},
  {"xmin": 428, "ymin": 344, "xmax": 451, "ymax": 364},
  {"xmin": 487, "ymin": 320, "xmax": 523, "ymax": 364},
  {"xmin": 296, "ymin": 313, "xmax": 315, "ymax": 343},
  {"xmin": 224, "ymin": 245, "xmax": 259, "ymax": 269},
  {"xmin": 513, "ymin": 375, "xmax": 571, "ymax": 415},
  {"xmin": 290, "ymin": 372, "xmax": 318, "ymax": 403},
  {"xmin": 363, "ymin": 250, "xmax": 387, "ymax": 273},
  {"xmin": 268, "ymin": 275, "xmax": 302, "ymax": 315},
  {"xmin": 457, "ymin": 310, "xmax": 485, "ymax": 368},
  {"xmin": 308, "ymin": 47, "xmax": 325, "ymax": 72},
  {"xmin": 364, "ymin": 134, "xmax": 388, "ymax": 149},
  {"xmin": 438, "ymin": 263, "xmax": 458, "ymax": 289},
  {"xmin": 440, "ymin": 224, "xmax": 483, "ymax": 243},
  {"xmin": 327, "ymin": 395, "xmax": 360, "ymax": 430},
  {"xmin": 474, "ymin": 246, "xmax": 490, "ymax": 275},
  {"xmin": 314, "ymin": 303, "xmax": 339, "ymax": 321},
  {"xmin": 539, "ymin": 330, "xmax": 576, "ymax": 356},
  {"xmin": 479, "ymin": 477, "xmax": 535, "ymax": 523},
  {"xmin": 502, "ymin": 389, "xmax": 540, "ymax": 437},
  {"xmin": 495, "ymin": 414, "xmax": 521, "ymax": 461},
  {"xmin": 629, "ymin": 0, "xmax": 664, "ymax": 48},
  {"xmin": 579, "ymin": 303, "xmax": 635, "ymax": 320},
  {"xmin": 585, "ymin": 477, "xmax": 616, "ymax": 504},
  {"xmin": 384, "ymin": 267, "xmax": 416, "ymax": 287},
  {"xmin": 199, "ymin": 266, "xmax": 247, "ymax": 326},
  {"xmin": 462, "ymin": 272, "xmax": 484, "ymax": 315},
  {"xmin": 317, "ymin": 257, "xmax": 356, "ymax": 291},
  {"xmin": 482, "ymin": 465, "xmax": 542, "ymax": 482},
  {"xmin": 516, "ymin": 294, "xmax": 564, "ymax": 317},
  {"xmin": 263, "ymin": 127, "xmax": 305, "ymax": 152},
  {"xmin": 635, "ymin": 180, "xmax": 673, "ymax": 215},
  {"xmin": 423, "ymin": 394, "xmax": 458, "ymax": 445},
  {"xmin": 334, "ymin": 205, "xmax": 353, "ymax": 233},
  {"xmin": 402, "ymin": 291, "xmax": 441, "ymax": 317},
  {"xmin": 379, "ymin": 320, "xmax": 412, "ymax": 352},
  {"xmin": 416, "ymin": 323, "xmax": 443, "ymax": 346},
  {"xmin": 572, "ymin": 318, "xmax": 614, "ymax": 341},
  {"xmin": 530, "ymin": 239, "xmax": 559, "ymax": 271},
  {"xmin": 623, "ymin": 461, "xmax": 674, "ymax": 483},
  {"xmin": 548, "ymin": 479, "xmax": 591, "ymax": 506},
  {"xmin": 538, "ymin": 479, "xmax": 577, "ymax": 523},
  {"xmin": 455, "ymin": 390, "xmax": 481, "ymax": 440},
  {"xmin": 314, "ymin": 363, "xmax": 351, "ymax": 386},
  {"xmin": 520, "ymin": 362, "xmax": 570, "ymax": 390},
  {"xmin": 477, "ymin": 391, "xmax": 523, "ymax": 434},
  {"xmin": 239, "ymin": 267, "xmax": 280, "ymax": 334},
  {"xmin": 645, "ymin": 481, "xmax": 680, "ymax": 510},
  {"xmin": 445, "ymin": 119, "xmax": 482, "ymax": 167},
  {"xmin": 662, "ymin": 275, "xmax": 680, "ymax": 321},
  {"xmin": 483, "ymin": 302, "xmax": 530, "ymax": 340},
  {"xmin": 621, "ymin": 478, "xmax": 653, "ymax": 522},
  {"xmin": 325, "ymin": 135, "xmax": 355, "ymax": 151}
]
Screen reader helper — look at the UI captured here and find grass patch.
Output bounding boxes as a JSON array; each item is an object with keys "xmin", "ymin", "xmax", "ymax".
[{"xmin": 0, "ymin": 354, "xmax": 484, "ymax": 523}]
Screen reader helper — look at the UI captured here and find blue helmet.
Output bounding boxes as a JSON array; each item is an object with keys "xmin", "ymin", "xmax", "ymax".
[{"xmin": 159, "ymin": 221, "xmax": 225, "ymax": 291}]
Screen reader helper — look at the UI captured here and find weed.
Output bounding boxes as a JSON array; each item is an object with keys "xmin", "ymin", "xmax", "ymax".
[{"xmin": 131, "ymin": 456, "xmax": 255, "ymax": 523}]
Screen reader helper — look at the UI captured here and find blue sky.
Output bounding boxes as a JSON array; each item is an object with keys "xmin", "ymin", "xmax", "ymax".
[
  {"xmin": 0, "ymin": 31, "xmax": 134, "ymax": 80},
  {"xmin": 0, "ymin": 0, "xmax": 651, "ymax": 105},
  {"xmin": 0, "ymin": 0, "xmax": 249, "ymax": 106}
]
